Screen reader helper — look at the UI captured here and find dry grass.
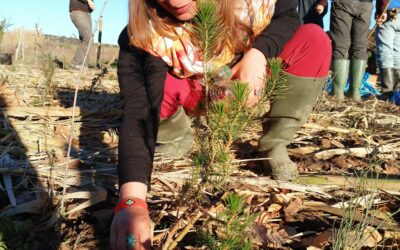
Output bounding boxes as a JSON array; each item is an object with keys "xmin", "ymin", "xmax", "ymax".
[
  {"xmin": 0, "ymin": 62, "xmax": 399, "ymax": 249},
  {"xmin": 2, "ymin": 29, "xmax": 118, "ymax": 67}
]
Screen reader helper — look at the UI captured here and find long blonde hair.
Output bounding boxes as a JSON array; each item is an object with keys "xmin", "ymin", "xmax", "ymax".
[{"xmin": 128, "ymin": 0, "xmax": 254, "ymax": 55}]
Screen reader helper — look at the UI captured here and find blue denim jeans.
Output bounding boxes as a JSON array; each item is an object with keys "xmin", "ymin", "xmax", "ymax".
[
  {"xmin": 70, "ymin": 10, "xmax": 93, "ymax": 66},
  {"xmin": 376, "ymin": 12, "xmax": 400, "ymax": 69}
]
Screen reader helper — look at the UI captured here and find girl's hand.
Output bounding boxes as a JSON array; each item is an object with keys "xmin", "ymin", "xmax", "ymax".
[
  {"xmin": 110, "ymin": 206, "xmax": 152, "ymax": 250},
  {"xmin": 376, "ymin": 12, "xmax": 387, "ymax": 26},
  {"xmin": 231, "ymin": 48, "xmax": 267, "ymax": 107},
  {"xmin": 315, "ymin": 4, "xmax": 324, "ymax": 15}
]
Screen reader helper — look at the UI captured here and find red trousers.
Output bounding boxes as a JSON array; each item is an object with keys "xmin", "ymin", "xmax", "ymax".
[{"xmin": 160, "ymin": 24, "xmax": 332, "ymax": 119}]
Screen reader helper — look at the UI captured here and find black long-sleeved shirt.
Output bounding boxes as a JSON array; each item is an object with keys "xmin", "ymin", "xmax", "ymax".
[{"xmin": 117, "ymin": 0, "xmax": 300, "ymax": 187}]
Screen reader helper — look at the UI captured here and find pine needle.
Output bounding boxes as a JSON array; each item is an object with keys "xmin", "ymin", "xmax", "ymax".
[{"xmin": 191, "ymin": 0, "xmax": 225, "ymax": 64}]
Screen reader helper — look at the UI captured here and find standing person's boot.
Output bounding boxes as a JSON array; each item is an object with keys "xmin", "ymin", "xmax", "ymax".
[
  {"xmin": 393, "ymin": 68, "xmax": 400, "ymax": 91},
  {"xmin": 349, "ymin": 59, "xmax": 367, "ymax": 100},
  {"xmin": 156, "ymin": 106, "xmax": 193, "ymax": 157},
  {"xmin": 259, "ymin": 73, "xmax": 327, "ymax": 181},
  {"xmin": 379, "ymin": 68, "xmax": 395, "ymax": 100},
  {"xmin": 331, "ymin": 59, "xmax": 350, "ymax": 99}
]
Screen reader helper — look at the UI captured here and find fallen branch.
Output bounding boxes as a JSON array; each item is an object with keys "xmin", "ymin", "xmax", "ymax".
[
  {"xmin": 303, "ymin": 123, "xmax": 363, "ymax": 135},
  {"xmin": 314, "ymin": 146, "xmax": 400, "ymax": 160},
  {"xmin": 66, "ymin": 187, "xmax": 108, "ymax": 215},
  {"xmin": 1, "ymin": 106, "xmax": 83, "ymax": 117},
  {"xmin": 304, "ymin": 201, "xmax": 400, "ymax": 231},
  {"xmin": 167, "ymin": 210, "xmax": 203, "ymax": 250},
  {"xmin": 161, "ymin": 210, "xmax": 189, "ymax": 250},
  {"xmin": 154, "ymin": 170, "xmax": 334, "ymax": 199},
  {"xmin": 1, "ymin": 106, "xmax": 121, "ymax": 118},
  {"xmin": 332, "ymin": 194, "xmax": 381, "ymax": 209},
  {"xmin": 0, "ymin": 165, "xmax": 334, "ymax": 199},
  {"xmin": 297, "ymin": 175, "xmax": 400, "ymax": 192},
  {"xmin": 0, "ymin": 197, "xmax": 47, "ymax": 216}
]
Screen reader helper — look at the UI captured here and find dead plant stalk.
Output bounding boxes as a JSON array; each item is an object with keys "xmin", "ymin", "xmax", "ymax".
[{"xmin": 60, "ymin": 0, "xmax": 110, "ymax": 211}]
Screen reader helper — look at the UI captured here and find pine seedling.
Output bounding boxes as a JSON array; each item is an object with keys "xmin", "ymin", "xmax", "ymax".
[
  {"xmin": 200, "ymin": 193, "xmax": 255, "ymax": 250},
  {"xmin": 187, "ymin": 0, "xmax": 288, "ymax": 190},
  {"xmin": 33, "ymin": 53, "xmax": 57, "ymax": 106},
  {"xmin": 190, "ymin": 0, "xmax": 251, "ymax": 185},
  {"xmin": 175, "ymin": 0, "xmax": 287, "ymax": 246},
  {"xmin": 251, "ymin": 58, "xmax": 288, "ymax": 119},
  {"xmin": 191, "ymin": 0, "xmax": 225, "ymax": 65}
]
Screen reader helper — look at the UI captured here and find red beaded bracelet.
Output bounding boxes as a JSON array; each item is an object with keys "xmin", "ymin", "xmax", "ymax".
[{"xmin": 114, "ymin": 197, "xmax": 148, "ymax": 214}]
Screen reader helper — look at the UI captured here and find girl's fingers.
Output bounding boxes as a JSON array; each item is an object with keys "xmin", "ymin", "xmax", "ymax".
[
  {"xmin": 230, "ymin": 65, "xmax": 238, "ymax": 79},
  {"xmin": 135, "ymin": 235, "xmax": 142, "ymax": 250},
  {"xmin": 135, "ymin": 228, "xmax": 151, "ymax": 250},
  {"xmin": 110, "ymin": 220, "xmax": 118, "ymax": 250},
  {"xmin": 141, "ymin": 231, "xmax": 152, "ymax": 249},
  {"xmin": 116, "ymin": 229, "xmax": 127, "ymax": 250},
  {"xmin": 141, "ymin": 238, "xmax": 152, "ymax": 250}
]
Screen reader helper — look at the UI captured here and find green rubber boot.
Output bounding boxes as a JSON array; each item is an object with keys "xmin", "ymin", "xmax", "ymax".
[
  {"xmin": 349, "ymin": 59, "xmax": 367, "ymax": 100},
  {"xmin": 394, "ymin": 68, "xmax": 400, "ymax": 91},
  {"xmin": 259, "ymin": 73, "xmax": 327, "ymax": 181},
  {"xmin": 331, "ymin": 59, "xmax": 350, "ymax": 99},
  {"xmin": 156, "ymin": 106, "xmax": 193, "ymax": 158},
  {"xmin": 379, "ymin": 68, "xmax": 395, "ymax": 100},
  {"xmin": 393, "ymin": 68, "xmax": 400, "ymax": 91}
]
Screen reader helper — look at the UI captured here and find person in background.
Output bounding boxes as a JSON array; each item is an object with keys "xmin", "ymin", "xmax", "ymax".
[
  {"xmin": 69, "ymin": 0, "xmax": 95, "ymax": 68},
  {"xmin": 330, "ymin": 0, "xmax": 373, "ymax": 100},
  {"xmin": 110, "ymin": 0, "xmax": 331, "ymax": 249},
  {"xmin": 297, "ymin": 0, "xmax": 328, "ymax": 28},
  {"xmin": 375, "ymin": 0, "xmax": 400, "ymax": 99}
]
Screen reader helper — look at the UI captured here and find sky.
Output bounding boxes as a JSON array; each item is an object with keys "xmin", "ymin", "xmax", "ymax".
[
  {"xmin": 0, "ymin": 0, "xmax": 129, "ymax": 45},
  {"xmin": 1, "ymin": 1, "xmax": 376, "ymax": 45}
]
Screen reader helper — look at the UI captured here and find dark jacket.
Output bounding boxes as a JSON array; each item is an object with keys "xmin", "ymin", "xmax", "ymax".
[
  {"xmin": 297, "ymin": 0, "xmax": 328, "ymax": 27},
  {"xmin": 117, "ymin": 0, "xmax": 300, "ymax": 187}
]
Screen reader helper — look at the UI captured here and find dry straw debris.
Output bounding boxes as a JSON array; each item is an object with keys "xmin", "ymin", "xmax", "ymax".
[{"xmin": 0, "ymin": 55, "xmax": 399, "ymax": 249}]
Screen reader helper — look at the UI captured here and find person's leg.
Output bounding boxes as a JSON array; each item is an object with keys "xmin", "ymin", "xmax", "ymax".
[
  {"xmin": 156, "ymin": 74, "xmax": 202, "ymax": 157},
  {"xmin": 297, "ymin": 0, "xmax": 306, "ymax": 25},
  {"xmin": 349, "ymin": 2, "xmax": 373, "ymax": 99},
  {"xmin": 376, "ymin": 20, "xmax": 396, "ymax": 95},
  {"xmin": 160, "ymin": 74, "xmax": 202, "ymax": 119},
  {"xmin": 259, "ymin": 24, "xmax": 331, "ymax": 180},
  {"xmin": 330, "ymin": 2, "xmax": 352, "ymax": 99},
  {"xmin": 393, "ymin": 13, "xmax": 400, "ymax": 91},
  {"xmin": 280, "ymin": 24, "xmax": 331, "ymax": 77},
  {"xmin": 70, "ymin": 11, "xmax": 93, "ymax": 67},
  {"xmin": 349, "ymin": 2, "xmax": 373, "ymax": 60}
]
